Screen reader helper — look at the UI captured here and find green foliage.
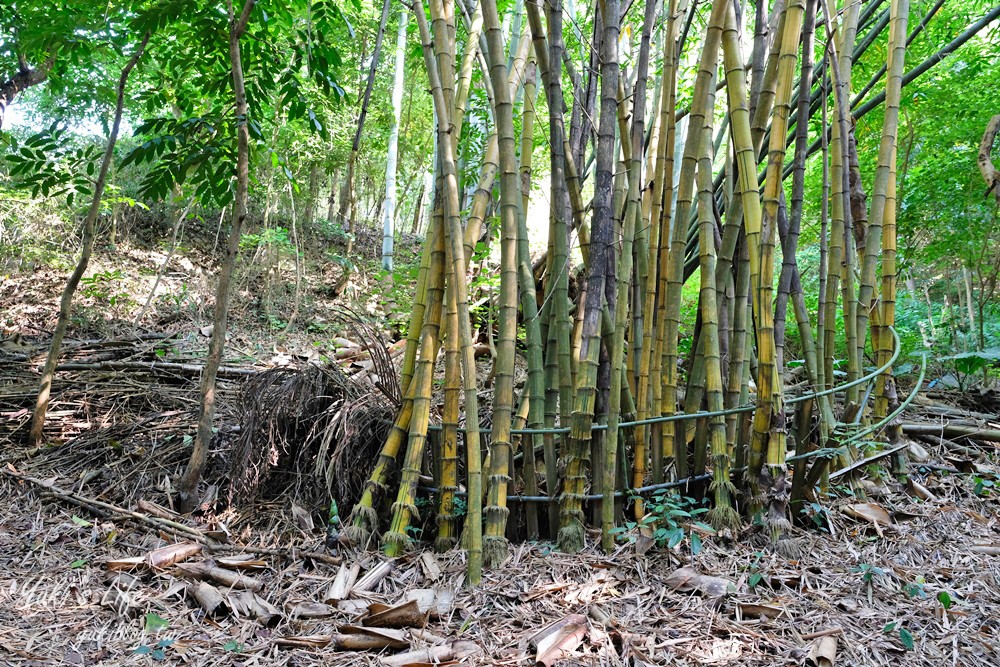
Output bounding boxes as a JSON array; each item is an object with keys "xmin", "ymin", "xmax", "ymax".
[
  {"xmin": 883, "ymin": 623, "xmax": 915, "ymax": 651},
  {"xmin": 746, "ymin": 551, "xmax": 767, "ymax": 590},
  {"xmin": 142, "ymin": 612, "xmax": 170, "ymax": 632},
  {"xmin": 611, "ymin": 491, "xmax": 713, "ymax": 554},
  {"xmin": 852, "ymin": 562, "xmax": 887, "ymax": 584},
  {"xmin": 939, "ymin": 349, "xmax": 1000, "ymax": 389},
  {"xmin": 972, "ymin": 476, "xmax": 994, "ymax": 497},
  {"xmin": 240, "ymin": 226, "xmax": 293, "ymax": 252},
  {"xmin": 5, "ymin": 125, "xmax": 100, "ymax": 206},
  {"xmin": 81, "ymin": 269, "xmax": 125, "ymax": 300},
  {"xmin": 902, "ymin": 579, "xmax": 927, "ymax": 599},
  {"xmin": 798, "ymin": 501, "xmax": 832, "ymax": 532},
  {"xmin": 133, "ymin": 638, "xmax": 174, "ymax": 661},
  {"xmin": 222, "ymin": 640, "xmax": 245, "ymax": 653}
]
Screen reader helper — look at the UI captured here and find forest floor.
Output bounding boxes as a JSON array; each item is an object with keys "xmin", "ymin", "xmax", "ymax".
[{"xmin": 2, "ymin": 229, "xmax": 999, "ymax": 666}]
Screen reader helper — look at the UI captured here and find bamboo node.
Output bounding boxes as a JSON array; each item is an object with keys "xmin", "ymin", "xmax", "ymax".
[{"xmin": 384, "ymin": 530, "xmax": 412, "ymax": 553}]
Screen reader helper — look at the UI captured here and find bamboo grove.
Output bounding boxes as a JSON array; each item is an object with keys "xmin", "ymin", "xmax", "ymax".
[{"xmin": 344, "ymin": 0, "xmax": 921, "ymax": 583}]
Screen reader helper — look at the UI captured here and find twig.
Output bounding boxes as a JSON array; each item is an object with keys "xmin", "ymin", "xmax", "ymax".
[
  {"xmin": 800, "ymin": 627, "xmax": 843, "ymax": 640},
  {"xmin": 3, "ymin": 466, "xmax": 342, "ymax": 564},
  {"xmin": 829, "ymin": 442, "xmax": 911, "ymax": 481},
  {"xmin": 2, "ymin": 467, "xmax": 210, "ymax": 542},
  {"xmin": 902, "ymin": 422, "xmax": 1000, "ymax": 443},
  {"xmin": 54, "ymin": 360, "xmax": 256, "ymax": 378}
]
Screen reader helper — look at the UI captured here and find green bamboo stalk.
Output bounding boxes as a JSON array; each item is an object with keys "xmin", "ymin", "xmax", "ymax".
[
  {"xmin": 435, "ymin": 276, "xmax": 461, "ymax": 551},
  {"xmin": 601, "ymin": 0, "xmax": 656, "ymax": 551},
  {"xmin": 514, "ymin": 55, "xmax": 544, "ymax": 541},
  {"xmin": 752, "ymin": 0, "xmax": 804, "ymax": 537},
  {"xmin": 663, "ymin": 0, "xmax": 724, "ymax": 491},
  {"xmin": 637, "ymin": 0, "xmax": 679, "ymax": 497},
  {"xmin": 412, "ymin": 0, "xmax": 483, "ymax": 584},
  {"xmin": 718, "ymin": 0, "xmax": 776, "ymax": 493},
  {"xmin": 856, "ymin": 0, "xmax": 909, "ymax": 372},
  {"xmin": 480, "ymin": 0, "xmax": 523, "ymax": 567},
  {"xmin": 558, "ymin": 0, "xmax": 620, "ymax": 554},
  {"xmin": 348, "ymin": 207, "xmax": 444, "ymax": 545},
  {"xmin": 385, "ymin": 223, "xmax": 447, "ymax": 555}
]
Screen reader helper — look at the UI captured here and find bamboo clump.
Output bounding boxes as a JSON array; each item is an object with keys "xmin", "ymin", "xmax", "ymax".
[{"xmin": 342, "ymin": 0, "xmax": 915, "ymax": 581}]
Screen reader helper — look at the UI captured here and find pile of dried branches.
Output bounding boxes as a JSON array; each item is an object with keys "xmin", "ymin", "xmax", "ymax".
[
  {"xmin": 0, "ymin": 334, "xmax": 243, "ymax": 506},
  {"xmin": 227, "ymin": 309, "xmax": 400, "ymax": 516}
]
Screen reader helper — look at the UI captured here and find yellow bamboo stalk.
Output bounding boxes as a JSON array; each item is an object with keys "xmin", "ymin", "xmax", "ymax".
[
  {"xmin": 663, "ymin": 0, "xmax": 725, "ymax": 494},
  {"xmin": 636, "ymin": 0, "xmax": 679, "ymax": 500},
  {"xmin": 755, "ymin": 0, "xmax": 803, "ymax": 482},
  {"xmin": 435, "ymin": 275, "xmax": 461, "ymax": 550},
  {"xmin": 412, "ymin": 0, "xmax": 483, "ymax": 584}
]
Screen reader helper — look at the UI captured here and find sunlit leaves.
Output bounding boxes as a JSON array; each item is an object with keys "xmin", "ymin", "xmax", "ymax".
[{"xmin": 5, "ymin": 124, "xmax": 100, "ymax": 206}]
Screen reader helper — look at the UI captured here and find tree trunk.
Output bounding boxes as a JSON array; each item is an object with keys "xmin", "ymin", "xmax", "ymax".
[
  {"xmin": 177, "ymin": 0, "xmax": 255, "ymax": 512},
  {"xmin": 303, "ymin": 163, "xmax": 319, "ymax": 226},
  {"xmin": 28, "ymin": 36, "xmax": 149, "ymax": 447},
  {"xmin": 342, "ymin": 0, "xmax": 392, "ymax": 257},
  {"xmin": 382, "ymin": 8, "xmax": 407, "ymax": 271}
]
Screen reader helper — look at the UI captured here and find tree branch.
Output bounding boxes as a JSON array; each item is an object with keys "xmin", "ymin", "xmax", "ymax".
[
  {"xmin": 0, "ymin": 55, "xmax": 56, "ymax": 129},
  {"xmin": 979, "ymin": 114, "xmax": 1000, "ymax": 205}
]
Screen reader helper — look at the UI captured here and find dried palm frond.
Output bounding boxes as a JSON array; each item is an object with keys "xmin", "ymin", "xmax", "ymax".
[
  {"xmin": 332, "ymin": 305, "xmax": 401, "ymax": 406},
  {"xmin": 227, "ymin": 317, "xmax": 398, "ymax": 517}
]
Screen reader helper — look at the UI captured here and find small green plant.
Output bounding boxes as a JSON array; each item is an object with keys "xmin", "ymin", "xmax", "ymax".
[
  {"xmin": 263, "ymin": 314, "xmax": 287, "ymax": 330},
  {"xmin": 853, "ymin": 562, "xmax": 887, "ymax": 602},
  {"xmin": 937, "ymin": 591, "xmax": 954, "ymax": 610},
  {"xmin": 611, "ymin": 491, "xmax": 713, "ymax": 554},
  {"xmin": 883, "ymin": 622, "xmax": 915, "ymax": 651},
  {"xmin": 240, "ymin": 226, "xmax": 293, "ymax": 252},
  {"xmin": 939, "ymin": 349, "xmax": 1000, "ymax": 390},
  {"xmin": 135, "ymin": 613, "xmax": 173, "ymax": 660},
  {"xmin": 143, "ymin": 613, "xmax": 170, "ymax": 632},
  {"xmin": 902, "ymin": 578, "xmax": 927, "ymax": 599},
  {"xmin": 157, "ymin": 281, "xmax": 197, "ymax": 317},
  {"xmin": 134, "ymin": 638, "xmax": 174, "ymax": 661},
  {"xmin": 451, "ymin": 496, "xmax": 468, "ymax": 519},
  {"xmin": 852, "ymin": 563, "xmax": 887, "ymax": 584},
  {"xmin": 747, "ymin": 551, "xmax": 767, "ymax": 590},
  {"xmin": 81, "ymin": 269, "xmax": 132, "ymax": 308},
  {"xmin": 799, "ymin": 501, "xmax": 831, "ymax": 531},
  {"xmin": 222, "ymin": 640, "xmax": 245, "ymax": 653},
  {"xmin": 972, "ymin": 476, "xmax": 995, "ymax": 497}
]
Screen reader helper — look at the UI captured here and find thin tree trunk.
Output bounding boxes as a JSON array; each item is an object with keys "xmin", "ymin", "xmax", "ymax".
[
  {"xmin": 134, "ymin": 199, "xmax": 195, "ymax": 326},
  {"xmin": 342, "ymin": 0, "xmax": 393, "ymax": 254},
  {"xmin": 382, "ymin": 7, "xmax": 408, "ymax": 271},
  {"xmin": 284, "ymin": 182, "xmax": 304, "ymax": 330},
  {"xmin": 304, "ymin": 163, "xmax": 319, "ymax": 226},
  {"xmin": 177, "ymin": 0, "xmax": 255, "ymax": 512},
  {"xmin": 28, "ymin": 34, "xmax": 150, "ymax": 447},
  {"xmin": 326, "ymin": 169, "xmax": 339, "ymax": 225}
]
